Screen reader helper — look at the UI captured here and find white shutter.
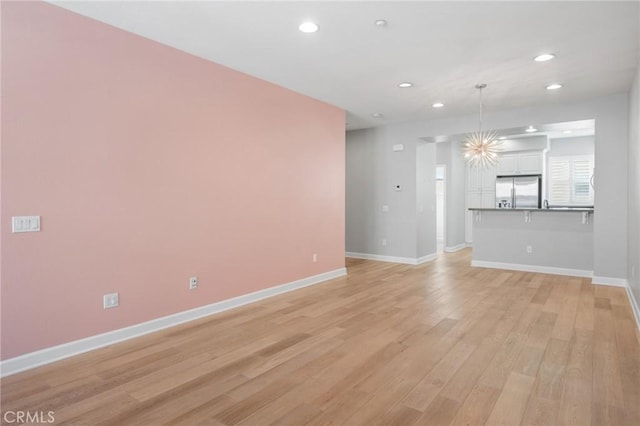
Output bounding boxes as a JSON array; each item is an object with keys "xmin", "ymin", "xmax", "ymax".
[
  {"xmin": 573, "ymin": 159, "xmax": 592, "ymax": 203},
  {"xmin": 549, "ymin": 159, "xmax": 570, "ymax": 204},
  {"xmin": 548, "ymin": 155, "xmax": 594, "ymax": 205}
]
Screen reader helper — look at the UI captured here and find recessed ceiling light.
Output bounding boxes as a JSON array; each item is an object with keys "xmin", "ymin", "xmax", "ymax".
[
  {"xmin": 498, "ymin": 136, "xmax": 507, "ymax": 140},
  {"xmin": 298, "ymin": 22, "xmax": 319, "ymax": 33},
  {"xmin": 563, "ymin": 130, "xmax": 573, "ymax": 134},
  {"xmin": 371, "ymin": 113, "xmax": 384, "ymax": 118},
  {"xmin": 534, "ymin": 53, "xmax": 555, "ymax": 62},
  {"xmin": 432, "ymin": 102, "xmax": 444, "ymax": 108},
  {"xmin": 375, "ymin": 20, "xmax": 387, "ymax": 27},
  {"xmin": 546, "ymin": 83, "xmax": 563, "ymax": 90},
  {"xmin": 525, "ymin": 126, "xmax": 537, "ymax": 133},
  {"xmin": 398, "ymin": 82, "xmax": 413, "ymax": 88}
]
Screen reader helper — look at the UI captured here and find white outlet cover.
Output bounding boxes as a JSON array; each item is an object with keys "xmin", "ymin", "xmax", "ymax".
[
  {"xmin": 382, "ymin": 205, "xmax": 389, "ymax": 212},
  {"xmin": 189, "ymin": 276, "xmax": 198, "ymax": 289},
  {"xmin": 103, "ymin": 292, "xmax": 119, "ymax": 309}
]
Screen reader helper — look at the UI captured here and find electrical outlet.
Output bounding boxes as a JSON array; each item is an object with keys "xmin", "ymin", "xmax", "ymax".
[
  {"xmin": 526, "ymin": 245, "xmax": 533, "ymax": 254},
  {"xmin": 312, "ymin": 253, "xmax": 318, "ymax": 263},
  {"xmin": 189, "ymin": 276, "xmax": 198, "ymax": 290},
  {"xmin": 382, "ymin": 238, "xmax": 387, "ymax": 246},
  {"xmin": 103, "ymin": 293, "xmax": 119, "ymax": 309}
]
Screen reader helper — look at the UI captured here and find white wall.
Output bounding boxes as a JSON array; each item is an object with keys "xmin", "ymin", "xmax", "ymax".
[
  {"xmin": 435, "ymin": 141, "xmax": 466, "ymax": 250},
  {"xmin": 628, "ymin": 62, "xmax": 640, "ymax": 317}
]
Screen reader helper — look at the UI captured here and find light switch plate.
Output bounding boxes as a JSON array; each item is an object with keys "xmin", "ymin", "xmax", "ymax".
[{"xmin": 12, "ymin": 216, "xmax": 41, "ymax": 233}]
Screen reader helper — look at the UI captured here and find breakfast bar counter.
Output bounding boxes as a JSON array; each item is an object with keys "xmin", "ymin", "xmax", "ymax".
[{"xmin": 468, "ymin": 208, "xmax": 594, "ymax": 277}]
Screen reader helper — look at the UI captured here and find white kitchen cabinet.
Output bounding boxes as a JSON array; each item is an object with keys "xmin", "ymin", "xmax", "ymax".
[
  {"xmin": 481, "ymin": 167, "xmax": 496, "ymax": 191},
  {"xmin": 465, "ymin": 210, "xmax": 473, "ymax": 243},
  {"xmin": 467, "ymin": 166, "xmax": 496, "ymax": 192},
  {"xmin": 497, "ymin": 154, "xmax": 519, "ymax": 175},
  {"xmin": 465, "ymin": 165, "xmax": 497, "ymax": 243},
  {"xmin": 466, "ymin": 166, "xmax": 479, "ymax": 191},
  {"xmin": 466, "ymin": 167, "xmax": 480, "ymax": 191},
  {"xmin": 467, "ymin": 191, "xmax": 482, "ymax": 208},
  {"xmin": 481, "ymin": 190, "xmax": 495, "ymax": 208},
  {"xmin": 497, "ymin": 152, "xmax": 542, "ymax": 175}
]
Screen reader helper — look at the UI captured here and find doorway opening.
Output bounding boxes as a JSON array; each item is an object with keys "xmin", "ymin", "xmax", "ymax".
[{"xmin": 436, "ymin": 165, "xmax": 446, "ymax": 253}]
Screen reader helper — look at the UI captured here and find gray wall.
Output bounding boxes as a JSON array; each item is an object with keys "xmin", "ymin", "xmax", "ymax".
[
  {"xmin": 421, "ymin": 93, "xmax": 629, "ymax": 280},
  {"xmin": 346, "ymin": 93, "xmax": 629, "ymax": 280},
  {"xmin": 628, "ymin": 62, "xmax": 640, "ymax": 313},
  {"xmin": 549, "ymin": 136, "xmax": 595, "ymax": 157},
  {"xmin": 417, "ymin": 142, "xmax": 436, "ymax": 257},
  {"xmin": 472, "ymin": 211, "xmax": 593, "ymax": 272},
  {"xmin": 447, "ymin": 141, "xmax": 467, "ymax": 249},
  {"xmin": 345, "ymin": 124, "xmax": 418, "ymax": 259},
  {"xmin": 501, "ymin": 135, "xmax": 548, "ymax": 152}
]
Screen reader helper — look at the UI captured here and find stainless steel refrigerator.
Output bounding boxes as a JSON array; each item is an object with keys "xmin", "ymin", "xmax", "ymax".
[{"xmin": 495, "ymin": 175, "xmax": 542, "ymax": 209}]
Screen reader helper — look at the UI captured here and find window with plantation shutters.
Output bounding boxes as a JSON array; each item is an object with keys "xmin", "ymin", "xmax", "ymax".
[{"xmin": 548, "ymin": 155, "xmax": 594, "ymax": 205}]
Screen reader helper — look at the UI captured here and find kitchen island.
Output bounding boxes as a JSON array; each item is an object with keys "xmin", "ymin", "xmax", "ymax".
[{"xmin": 469, "ymin": 208, "xmax": 594, "ymax": 277}]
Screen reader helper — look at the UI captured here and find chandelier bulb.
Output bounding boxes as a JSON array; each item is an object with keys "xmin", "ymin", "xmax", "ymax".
[{"xmin": 463, "ymin": 84, "xmax": 501, "ymax": 168}]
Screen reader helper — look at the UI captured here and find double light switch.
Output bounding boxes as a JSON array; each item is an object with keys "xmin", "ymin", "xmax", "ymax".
[{"xmin": 12, "ymin": 216, "xmax": 41, "ymax": 233}]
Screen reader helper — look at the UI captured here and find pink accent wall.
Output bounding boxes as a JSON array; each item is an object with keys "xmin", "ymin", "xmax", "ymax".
[{"xmin": 1, "ymin": 2, "xmax": 345, "ymax": 360}]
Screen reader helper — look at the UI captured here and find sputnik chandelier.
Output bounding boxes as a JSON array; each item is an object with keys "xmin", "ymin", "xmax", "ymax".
[{"xmin": 463, "ymin": 83, "xmax": 501, "ymax": 168}]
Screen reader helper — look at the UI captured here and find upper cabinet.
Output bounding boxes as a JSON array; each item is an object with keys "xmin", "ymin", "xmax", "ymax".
[
  {"xmin": 466, "ymin": 165, "xmax": 496, "ymax": 192},
  {"xmin": 497, "ymin": 152, "xmax": 542, "ymax": 175}
]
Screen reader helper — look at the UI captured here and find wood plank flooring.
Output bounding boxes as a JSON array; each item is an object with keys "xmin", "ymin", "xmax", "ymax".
[{"xmin": 2, "ymin": 249, "xmax": 639, "ymax": 425}]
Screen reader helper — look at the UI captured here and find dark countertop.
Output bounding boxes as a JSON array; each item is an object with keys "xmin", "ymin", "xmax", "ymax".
[{"xmin": 468, "ymin": 207, "xmax": 594, "ymax": 213}]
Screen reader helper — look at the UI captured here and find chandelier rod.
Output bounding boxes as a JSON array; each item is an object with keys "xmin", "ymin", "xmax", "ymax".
[{"xmin": 476, "ymin": 83, "xmax": 486, "ymax": 133}]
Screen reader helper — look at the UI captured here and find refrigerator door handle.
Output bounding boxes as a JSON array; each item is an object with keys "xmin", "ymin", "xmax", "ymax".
[{"xmin": 511, "ymin": 187, "xmax": 515, "ymax": 208}]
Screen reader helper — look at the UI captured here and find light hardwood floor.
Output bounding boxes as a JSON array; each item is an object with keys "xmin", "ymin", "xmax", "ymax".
[{"xmin": 2, "ymin": 249, "xmax": 639, "ymax": 425}]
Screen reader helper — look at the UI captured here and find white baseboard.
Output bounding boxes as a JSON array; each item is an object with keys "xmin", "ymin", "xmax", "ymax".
[
  {"xmin": 445, "ymin": 244, "xmax": 467, "ymax": 253},
  {"xmin": 471, "ymin": 260, "xmax": 593, "ymax": 278},
  {"xmin": 591, "ymin": 276, "xmax": 629, "ymax": 288},
  {"xmin": 591, "ymin": 276, "xmax": 639, "ymax": 332},
  {"xmin": 625, "ymin": 286, "xmax": 640, "ymax": 332},
  {"xmin": 0, "ymin": 267, "xmax": 347, "ymax": 378},
  {"xmin": 346, "ymin": 252, "xmax": 436, "ymax": 266},
  {"xmin": 417, "ymin": 253, "xmax": 438, "ymax": 264}
]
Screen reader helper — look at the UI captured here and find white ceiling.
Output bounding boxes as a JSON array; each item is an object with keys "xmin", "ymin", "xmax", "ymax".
[{"xmin": 52, "ymin": 1, "xmax": 639, "ymax": 130}]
